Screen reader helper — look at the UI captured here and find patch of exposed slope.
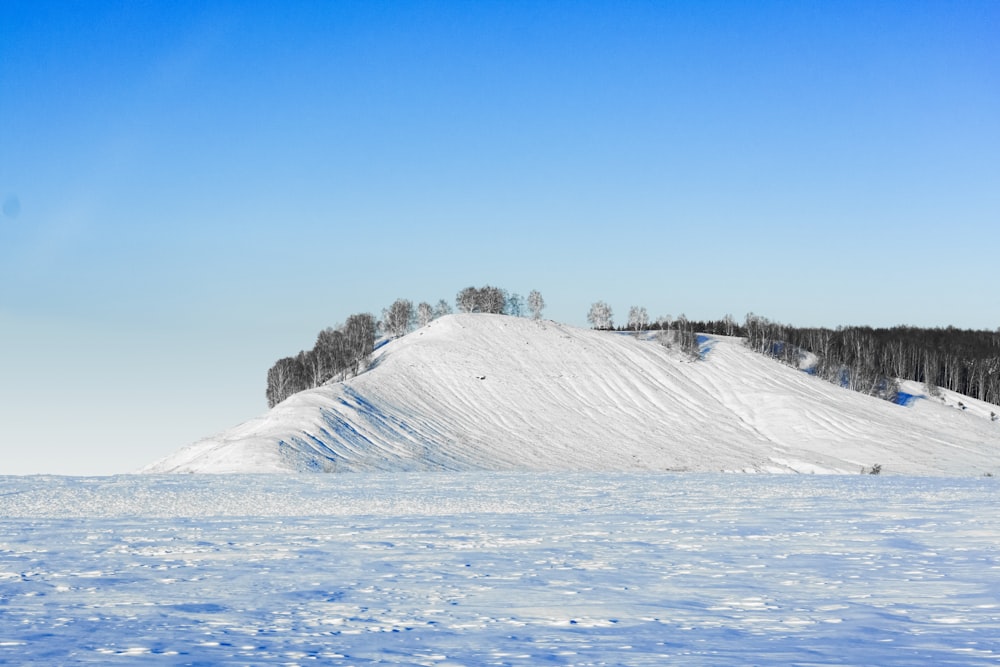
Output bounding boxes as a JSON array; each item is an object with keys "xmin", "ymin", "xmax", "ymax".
[{"xmin": 142, "ymin": 314, "xmax": 999, "ymax": 475}]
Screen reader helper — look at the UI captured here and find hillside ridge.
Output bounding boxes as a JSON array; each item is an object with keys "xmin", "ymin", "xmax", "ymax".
[{"xmin": 143, "ymin": 314, "xmax": 999, "ymax": 475}]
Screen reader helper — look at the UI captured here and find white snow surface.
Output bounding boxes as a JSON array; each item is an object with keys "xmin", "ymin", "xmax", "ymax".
[
  {"xmin": 143, "ymin": 314, "xmax": 1000, "ymax": 475},
  {"xmin": 1, "ymin": 473, "xmax": 998, "ymax": 665}
]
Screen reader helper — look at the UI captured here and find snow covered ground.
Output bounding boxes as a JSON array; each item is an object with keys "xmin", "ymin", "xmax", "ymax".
[
  {"xmin": 144, "ymin": 314, "xmax": 1000, "ymax": 476},
  {"xmin": 2, "ymin": 473, "xmax": 999, "ymax": 665}
]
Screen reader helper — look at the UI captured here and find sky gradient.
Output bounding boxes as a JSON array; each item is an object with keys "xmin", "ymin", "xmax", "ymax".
[{"xmin": 2, "ymin": 1, "xmax": 998, "ymax": 474}]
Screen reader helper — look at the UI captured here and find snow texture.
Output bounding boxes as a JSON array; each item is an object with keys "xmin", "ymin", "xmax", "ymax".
[
  {"xmin": 1, "ymin": 473, "xmax": 999, "ymax": 665},
  {"xmin": 144, "ymin": 314, "xmax": 1000, "ymax": 476}
]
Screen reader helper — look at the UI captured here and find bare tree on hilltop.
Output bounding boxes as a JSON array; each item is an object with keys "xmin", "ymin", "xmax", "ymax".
[
  {"xmin": 434, "ymin": 299, "xmax": 453, "ymax": 319},
  {"xmin": 506, "ymin": 292, "xmax": 525, "ymax": 317},
  {"xmin": 416, "ymin": 301, "xmax": 434, "ymax": 327},
  {"xmin": 528, "ymin": 290, "xmax": 545, "ymax": 320},
  {"xmin": 314, "ymin": 327, "xmax": 347, "ymax": 383},
  {"xmin": 266, "ymin": 356, "xmax": 308, "ymax": 408},
  {"xmin": 298, "ymin": 349, "xmax": 322, "ymax": 388},
  {"xmin": 587, "ymin": 301, "xmax": 614, "ymax": 330},
  {"xmin": 478, "ymin": 286, "xmax": 507, "ymax": 314},
  {"xmin": 455, "ymin": 285, "xmax": 508, "ymax": 314},
  {"xmin": 383, "ymin": 298, "xmax": 414, "ymax": 338},
  {"xmin": 627, "ymin": 306, "xmax": 649, "ymax": 332},
  {"xmin": 456, "ymin": 287, "xmax": 478, "ymax": 313},
  {"xmin": 343, "ymin": 313, "xmax": 376, "ymax": 376}
]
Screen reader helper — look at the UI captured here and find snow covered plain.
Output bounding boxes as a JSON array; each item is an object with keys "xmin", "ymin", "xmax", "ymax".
[
  {"xmin": 2, "ymin": 473, "xmax": 999, "ymax": 665},
  {"xmin": 144, "ymin": 314, "xmax": 1000, "ymax": 476}
]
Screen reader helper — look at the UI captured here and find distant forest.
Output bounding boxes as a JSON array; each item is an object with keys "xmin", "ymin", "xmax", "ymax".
[
  {"xmin": 736, "ymin": 314, "xmax": 1000, "ymax": 408},
  {"xmin": 591, "ymin": 305, "xmax": 999, "ymax": 407},
  {"xmin": 266, "ymin": 287, "xmax": 1000, "ymax": 409}
]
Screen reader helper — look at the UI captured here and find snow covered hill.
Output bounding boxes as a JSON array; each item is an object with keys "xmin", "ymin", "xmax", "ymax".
[{"xmin": 143, "ymin": 314, "xmax": 1000, "ymax": 475}]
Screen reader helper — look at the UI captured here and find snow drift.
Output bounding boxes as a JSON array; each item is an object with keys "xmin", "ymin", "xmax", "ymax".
[{"xmin": 143, "ymin": 314, "xmax": 1000, "ymax": 475}]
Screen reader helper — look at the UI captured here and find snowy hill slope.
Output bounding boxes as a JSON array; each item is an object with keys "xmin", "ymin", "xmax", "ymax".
[{"xmin": 143, "ymin": 314, "xmax": 1000, "ymax": 475}]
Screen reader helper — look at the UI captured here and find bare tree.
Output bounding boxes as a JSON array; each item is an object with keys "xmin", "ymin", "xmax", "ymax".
[
  {"xmin": 456, "ymin": 287, "xmax": 478, "ymax": 313},
  {"xmin": 266, "ymin": 356, "xmax": 307, "ymax": 408},
  {"xmin": 674, "ymin": 313, "xmax": 700, "ymax": 358},
  {"xmin": 434, "ymin": 299, "xmax": 453, "ymax": 319},
  {"xmin": 314, "ymin": 327, "xmax": 347, "ymax": 383},
  {"xmin": 477, "ymin": 285, "xmax": 507, "ymax": 314},
  {"xmin": 343, "ymin": 313, "xmax": 376, "ymax": 375},
  {"xmin": 382, "ymin": 298, "xmax": 414, "ymax": 338},
  {"xmin": 506, "ymin": 292, "xmax": 525, "ymax": 317},
  {"xmin": 527, "ymin": 289, "xmax": 545, "ymax": 320},
  {"xmin": 416, "ymin": 301, "xmax": 434, "ymax": 327},
  {"xmin": 627, "ymin": 306, "xmax": 649, "ymax": 332},
  {"xmin": 587, "ymin": 301, "xmax": 614, "ymax": 330},
  {"xmin": 722, "ymin": 313, "xmax": 736, "ymax": 337},
  {"xmin": 457, "ymin": 285, "xmax": 507, "ymax": 314},
  {"xmin": 297, "ymin": 348, "xmax": 322, "ymax": 388}
]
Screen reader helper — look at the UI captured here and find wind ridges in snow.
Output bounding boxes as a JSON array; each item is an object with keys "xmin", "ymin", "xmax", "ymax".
[{"xmin": 142, "ymin": 314, "xmax": 1000, "ymax": 476}]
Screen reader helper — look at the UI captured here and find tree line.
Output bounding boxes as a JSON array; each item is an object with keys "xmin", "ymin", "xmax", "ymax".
[
  {"xmin": 266, "ymin": 286, "xmax": 545, "ymax": 407},
  {"xmin": 742, "ymin": 313, "xmax": 1000, "ymax": 406},
  {"xmin": 268, "ymin": 290, "xmax": 999, "ymax": 410},
  {"xmin": 586, "ymin": 303, "xmax": 999, "ymax": 407},
  {"xmin": 266, "ymin": 313, "xmax": 378, "ymax": 408},
  {"xmin": 586, "ymin": 302, "xmax": 721, "ymax": 358},
  {"xmin": 455, "ymin": 286, "xmax": 545, "ymax": 319}
]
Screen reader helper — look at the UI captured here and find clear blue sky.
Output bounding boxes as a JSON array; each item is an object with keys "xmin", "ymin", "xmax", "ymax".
[{"xmin": 2, "ymin": 1, "xmax": 998, "ymax": 474}]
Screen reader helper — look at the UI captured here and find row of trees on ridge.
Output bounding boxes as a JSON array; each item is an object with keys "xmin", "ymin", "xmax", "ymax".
[
  {"xmin": 266, "ymin": 286, "xmax": 545, "ymax": 407},
  {"xmin": 586, "ymin": 302, "xmax": 709, "ymax": 358},
  {"xmin": 267, "ymin": 290, "xmax": 999, "ymax": 410},
  {"xmin": 266, "ymin": 313, "xmax": 378, "ymax": 408}
]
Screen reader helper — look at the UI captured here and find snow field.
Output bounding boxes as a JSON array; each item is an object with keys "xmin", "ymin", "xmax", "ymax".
[{"xmin": 1, "ymin": 473, "xmax": 999, "ymax": 665}]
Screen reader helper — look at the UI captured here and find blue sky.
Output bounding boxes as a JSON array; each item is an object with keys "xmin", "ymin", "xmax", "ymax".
[{"xmin": 2, "ymin": 1, "xmax": 998, "ymax": 474}]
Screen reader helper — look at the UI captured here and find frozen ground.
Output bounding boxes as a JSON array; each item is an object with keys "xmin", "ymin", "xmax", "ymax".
[{"xmin": 2, "ymin": 473, "xmax": 999, "ymax": 665}]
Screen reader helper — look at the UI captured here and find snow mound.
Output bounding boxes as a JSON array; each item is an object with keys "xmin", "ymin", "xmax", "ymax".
[{"xmin": 142, "ymin": 314, "xmax": 1000, "ymax": 475}]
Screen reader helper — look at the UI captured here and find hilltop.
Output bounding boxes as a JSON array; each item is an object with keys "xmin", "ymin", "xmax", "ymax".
[{"xmin": 143, "ymin": 314, "xmax": 999, "ymax": 475}]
